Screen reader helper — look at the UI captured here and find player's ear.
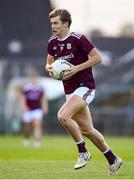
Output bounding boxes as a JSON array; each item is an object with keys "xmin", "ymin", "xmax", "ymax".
[{"xmin": 63, "ymin": 21, "xmax": 69, "ymax": 27}]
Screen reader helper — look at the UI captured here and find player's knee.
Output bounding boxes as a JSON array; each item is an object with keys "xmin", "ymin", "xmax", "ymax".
[{"xmin": 57, "ymin": 111, "xmax": 68, "ymax": 125}]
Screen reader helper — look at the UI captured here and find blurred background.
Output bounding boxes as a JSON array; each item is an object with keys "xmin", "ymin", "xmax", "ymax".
[{"xmin": 0, "ymin": 0, "xmax": 134, "ymax": 136}]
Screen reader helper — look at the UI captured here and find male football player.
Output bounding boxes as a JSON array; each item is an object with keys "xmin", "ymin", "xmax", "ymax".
[
  {"xmin": 45, "ymin": 9, "xmax": 122, "ymax": 175},
  {"xmin": 21, "ymin": 69, "xmax": 48, "ymax": 147}
]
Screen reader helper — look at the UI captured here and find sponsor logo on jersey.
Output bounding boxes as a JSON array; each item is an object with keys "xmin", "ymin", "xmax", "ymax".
[{"xmin": 59, "ymin": 53, "xmax": 74, "ymax": 61}]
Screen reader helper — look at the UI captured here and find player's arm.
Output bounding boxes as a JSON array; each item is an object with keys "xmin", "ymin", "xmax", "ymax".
[
  {"xmin": 20, "ymin": 94, "xmax": 29, "ymax": 112},
  {"xmin": 45, "ymin": 54, "xmax": 55, "ymax": 76},
  {"xmin": 76, "ymin": 48, "xmax": 101, "ymax": 71},
  {"xmin": 41, "ymin": 94, "xmax": 48, "ymax": 115},
  {"xmin": 62, "ymin": 48, "xmax": 101, "ymax": 80}
]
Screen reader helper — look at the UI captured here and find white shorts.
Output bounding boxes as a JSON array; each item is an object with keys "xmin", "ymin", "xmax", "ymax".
[
  {"xmin": 65, "ymin": 86, "xmax": 95, "ymax": 105},
  {"xmin": 22, "ymin": 109, "xmax": 43, "ymax": 123}
]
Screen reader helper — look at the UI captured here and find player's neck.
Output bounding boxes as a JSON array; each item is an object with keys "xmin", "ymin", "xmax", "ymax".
[
  {"xmin": 30, "ymin": 78, "xmax": 38, "ymax": 84},
  {"xmin": 58, "ymin": 29, "xmax": 70, "ymax": 41}
]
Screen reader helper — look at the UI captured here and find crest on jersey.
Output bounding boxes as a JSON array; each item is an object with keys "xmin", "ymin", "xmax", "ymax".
[
  {"xmin": 67, "ymin": 43, "xmax": 71, "ymax": 49},
  {"xmin": 60, "ymin": 46, "xmax": 64, "ymax": 51},
  {"xmin": 59, "ymin": 44, "xmax": 64, "ymax": 51},
  {"xmin": 53, "ymin": 46, "xmax": 57, "ymax": 50}
]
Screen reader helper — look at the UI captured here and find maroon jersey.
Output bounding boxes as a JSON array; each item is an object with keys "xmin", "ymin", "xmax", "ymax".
[
  {"xmin": 23, "ymin": 83, "xmax": 44, "ymax": 110},
  {"xmin": 47, "ymin": 32, "xmax": 95, "ymax": 94}
]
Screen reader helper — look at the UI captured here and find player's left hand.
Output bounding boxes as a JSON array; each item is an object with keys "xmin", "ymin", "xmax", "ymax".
[{"xmin": 62, "ymin": 64, "xmax": 79, "ymax": 80}]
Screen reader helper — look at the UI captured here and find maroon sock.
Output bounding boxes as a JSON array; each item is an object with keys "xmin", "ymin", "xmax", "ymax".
[
  {"xmin": 77, "ymin": 142, "xmax": 87, "ymax": 153},
  {"xmin": 104, "ymin": 149, "xmax": 117, "ymax": 165}
]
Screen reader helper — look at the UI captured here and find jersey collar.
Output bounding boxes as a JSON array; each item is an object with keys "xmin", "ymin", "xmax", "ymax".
[{"xmin": 57, "ymin": 31, "xmax": 71, "ymax": 41}]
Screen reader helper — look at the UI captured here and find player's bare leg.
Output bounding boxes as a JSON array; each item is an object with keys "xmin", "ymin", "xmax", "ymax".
[
  {"xmin": 73, "ymin": 105, "xmax": 122, "ymax": 175},
  {"xmin": 73, "ymin": 106, "xmax": 108, "ymax": 151},
  {"xmin": 58, "ymin": 95, "xmax": 86, "ymax": 142},
  {"xmin": 58, "ymin": 95, "xmax": 91, "ymax": 169},
  {"xmin": 32, "ymin": 119, "xmax": 42, "ymax": 147},
  {"xmin": 23, "ymin": 122, "xmax": 32, "ymax": 146}
]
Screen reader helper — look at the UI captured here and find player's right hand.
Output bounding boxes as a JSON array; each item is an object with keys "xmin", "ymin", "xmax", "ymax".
[{"xmin": 45, "ymin": 64, "xmax": 53, "ymax": 77}]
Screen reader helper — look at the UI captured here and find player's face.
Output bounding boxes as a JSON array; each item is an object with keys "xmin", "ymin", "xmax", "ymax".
[
  {"xmin": 28, "ymin": 71, "xmax": 39, "ymax": 84},
  {"xmin": 50, "ymin": 16, "xmax": 68, "ymax": 38}
]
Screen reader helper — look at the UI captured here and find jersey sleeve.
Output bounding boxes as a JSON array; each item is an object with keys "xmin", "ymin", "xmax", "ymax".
[
  {"xmin": 47, "ymin": 40, "xmax": 54, "ymax": 56},
  {"xmin": 79, "ymin": 35, "xmax": 94, "ymax": 54}
]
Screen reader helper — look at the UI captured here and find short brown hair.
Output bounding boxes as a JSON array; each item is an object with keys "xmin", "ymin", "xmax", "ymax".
[{"xmin": 49, "ymin": 9, "xmax": 72, "ymax": 27}]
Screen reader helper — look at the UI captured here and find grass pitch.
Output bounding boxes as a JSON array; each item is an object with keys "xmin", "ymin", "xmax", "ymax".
[{"xmin": 0, "ymin": 135, "xmax": 134, "ymax": 179}]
